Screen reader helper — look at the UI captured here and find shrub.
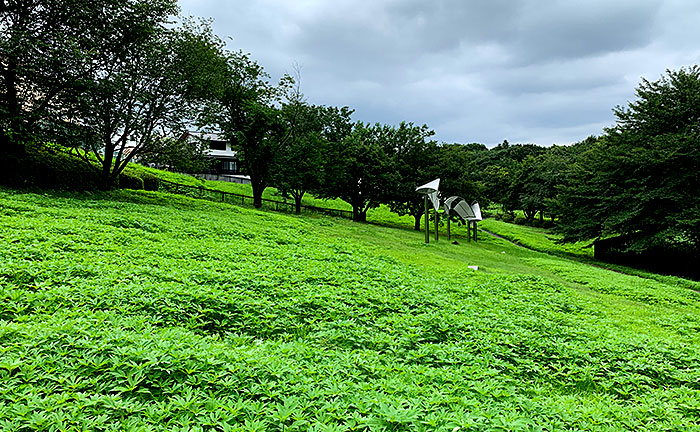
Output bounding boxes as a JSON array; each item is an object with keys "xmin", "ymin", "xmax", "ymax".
[
  {"xmin": 0, "ymin": 143, "xmax": 101, "ymax": 190},
  {"xmin": 514, "ymin": 215, "xmax": 527, "ymax": 225},
  {"xmin": 118, "ymin": 173, "xmax": 144, "ymax": 190},
  {"xmin": 500, "ymin": 212, "xmax": 515, "ymax": 223},
  {"xmin": 142, "ymin": 174, "xmax": 160, "ymax": 191}
]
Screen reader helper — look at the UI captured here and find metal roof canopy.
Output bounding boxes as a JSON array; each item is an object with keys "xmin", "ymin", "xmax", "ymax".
[
  {"xmin": 416, "ymin": 178, "xmax": 440, "ymax": 244},
  {"xmin": 444, "ymin": 196, "xmax": 475, "ymax": 221},
  {"xmin": 454, "ymin": 201, "xmax": 475, "ymax": 220},
  {"xmin": 428, "ymin": 191, "xmax": 440, "ymax": 211},
  {"xmin": 415, "ymin": 178, "xmax": 440, "ymax": 194},
  {"xmin": 469, "ymin": 202, "xmax": 482, "ymax": 221}
]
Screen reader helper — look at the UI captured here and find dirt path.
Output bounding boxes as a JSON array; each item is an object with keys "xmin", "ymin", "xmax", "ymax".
[{"xmin": 478, "ymin": 228, "xmax": 533, "ymax": 250}]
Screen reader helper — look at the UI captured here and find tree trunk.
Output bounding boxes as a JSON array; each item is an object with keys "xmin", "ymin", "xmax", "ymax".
[
  {"xmin": 100, "ymin": 146, "xmax": 115, "ymax": 190},
  {"xmin": 414, "ymin": 213, "xmax": 421, "ymax": 231},
  {"xmin": 251, "ymin": 180, "xmax": 265, "ymax": 208},
  {"xmin": 352, "ymin": 206, "xmax": 367, "ymax": 222},
  {"xmin": 294, "ymin": 195, "xmax": 302, "ymax": 214},
  {"xmin": 253, "ymin": 191, "xmax": 263, "ymax": 208},
  {"xmin": 2, "ymin": 57, "xmax": 25, "ymax": 157}
]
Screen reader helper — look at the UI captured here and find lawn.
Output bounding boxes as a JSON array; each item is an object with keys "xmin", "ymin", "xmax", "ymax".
[
  {"xmin": 478, "ymin": 218, "xmax": 594, "ymax": 258},
  {"xmin": 1, "ymin": 187, "xmax": 699, "ymax": 431}
]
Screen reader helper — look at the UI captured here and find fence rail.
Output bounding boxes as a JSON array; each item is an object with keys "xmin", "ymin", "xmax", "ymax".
[
  {"xmin": 158, "ymin": 179, "xmax": 354, "ymax": 219},
  {"xmin": 194, "ymin": 173, "xmax": 251, "ymax": 185}
]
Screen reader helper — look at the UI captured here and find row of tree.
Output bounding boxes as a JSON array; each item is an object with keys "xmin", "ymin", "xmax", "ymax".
[
  {"xmin": 0, "ymin": 0, "xmax": 476, "ymax": 226},
  {"xmin": 3, "ymin": 1, "xmax": 699, "ymax": 256},
  {"xmin": 471, "ymin": 67, "xmax": 700, "ymax": 257}
]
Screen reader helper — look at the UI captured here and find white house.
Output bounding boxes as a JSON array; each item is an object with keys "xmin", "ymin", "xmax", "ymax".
[{"xmin": 185, "ymin": 131, "xmax": 242, "ymax": 176}]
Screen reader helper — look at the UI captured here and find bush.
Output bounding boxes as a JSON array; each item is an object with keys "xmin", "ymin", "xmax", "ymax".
[
  {"xmin": 118, "ymin": 173, "xmax": 144, "ymax": 190},
  {"xmin": 0, "ymin": 143, "xmax": 101, "ymax": 190},
  {"xmin": 142, "ymin": 174, "xmax": 160, "ymax": 191},
  {"xmin": 500, "ymin": 212, "xmax": 515, "ymax": 223},
  {"xmin": 514, "ymin": 215, "xmax": 527, "ymax": 225}
]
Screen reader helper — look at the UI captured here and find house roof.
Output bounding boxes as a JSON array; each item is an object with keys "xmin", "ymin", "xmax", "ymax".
[{"xmin": 185, "ymin": 131, "xmax": 225, "ymax": 141}]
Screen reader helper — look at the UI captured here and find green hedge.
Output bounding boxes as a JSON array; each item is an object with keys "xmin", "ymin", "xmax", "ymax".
[
  {"xmin": 0, "ymin": 143, "xmax": 161, "ymax": 192},
  {"xmin": 0, "ymin": 144, "xmax": 101, "ymax": 190}
]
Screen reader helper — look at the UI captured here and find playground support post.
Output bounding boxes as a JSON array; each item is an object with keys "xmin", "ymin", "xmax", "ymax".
[{"xmin": 424, "ymin": 195, "xmax": 429, "ymax": 243}]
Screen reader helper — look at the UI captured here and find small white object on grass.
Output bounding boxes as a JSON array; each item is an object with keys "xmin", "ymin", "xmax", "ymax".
[{"xmin": 468, "ymin": 265, "xmax": 478, "ymax": 271}]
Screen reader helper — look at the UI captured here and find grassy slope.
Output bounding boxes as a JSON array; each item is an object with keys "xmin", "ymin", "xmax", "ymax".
[
  {"xmin": 478, "ymin": 219, "xmax": 593, "ymax": 258},
  {"xmin": 1, "ymin": 187, "xmax": 699, "ymax": 431}
]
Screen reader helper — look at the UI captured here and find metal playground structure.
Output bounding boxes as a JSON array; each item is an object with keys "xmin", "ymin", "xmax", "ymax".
[{"xmin": 415, "ymin": 178, "xmax": 482, "ymax": 244}]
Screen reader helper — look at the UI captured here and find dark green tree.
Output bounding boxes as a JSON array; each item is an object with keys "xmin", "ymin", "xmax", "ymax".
[
  {"xmin": 271, "ymin": 103, "xmax": 327, "ymax": 213},
  {"xmin": 475, "ymin": 142, "xmax": 546, "ymax": 213},
  {"xmin": 435, "ymin": 143, "xmax": 482, "ymax": 201},
  {"xmin": 73, "ymin": 16, "xmax": 224, "ymax": 189},
  {"xmin": 318, "ymin": 122, "xmax": 395, "ymax": 222},
  {"xmin": 136, "ymin": 135, "xmax": 213, "ymax": 174},
  {"xmin": 0, "ymin": 0, "xmax": 174, "ymax": 156},
  {"xmin": 0, "ymin": 0, "xmax": 225, "ymax": 189},
  {"xmin": 384, "ymin": 122, "xmax": 439, "ymax": 230},
  {"xmin": 556, "ymin": 67, "xmax": 700, "ymax": 253},
  {"xmin": 205, "ymin": 50, "xmax": 296, "ymax": 208}
]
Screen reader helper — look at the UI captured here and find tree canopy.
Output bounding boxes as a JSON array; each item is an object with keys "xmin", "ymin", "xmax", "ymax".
[{"xmin": 556, "ymin": 67, "xmax": 700, "ymax": 253}]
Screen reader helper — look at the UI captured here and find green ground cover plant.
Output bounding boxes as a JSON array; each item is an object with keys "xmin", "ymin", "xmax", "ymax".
[
  {"xmin": 1, "ymin": 187, "xmax": 699, "ymax": 430},
  {"xmin": 479, "ymin": 219, "xmax": 593, "ymax": 258}
]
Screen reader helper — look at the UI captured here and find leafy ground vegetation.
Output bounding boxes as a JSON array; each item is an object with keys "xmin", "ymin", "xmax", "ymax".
[
  {"xmin": 478, "ymin": 219, "xmax": 593, "ymax": 259},
  {"xmin": 1, "ymin": 187, "xmax": 700, "ymax": 431}
]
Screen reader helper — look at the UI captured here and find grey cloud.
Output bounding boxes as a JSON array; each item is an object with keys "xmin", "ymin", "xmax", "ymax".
[
  {"xmin": 177, "ymin": 0, "xmax": 700, "ymax": 146},
  {"xmin": 506, "ymin": 1, "xmax": 660, "ymax": 64}
]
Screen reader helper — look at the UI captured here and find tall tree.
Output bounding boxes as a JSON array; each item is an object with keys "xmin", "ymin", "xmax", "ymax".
[
  {"xmin": 73, "ymin": 15, "xmax": 225, "ymax": 189},
  {"xmin": 384, "ymin": 122, "xmax": 439, "ymax": 230},
  {"xmin": 271, "ymin": 103, "xmax": 326, "ymax": 213},
  {"xmin": 206, "ymin": 51, "xmax": 296, "ymax": 208},
  {"xmin": 435, "ymin": 144, "xmax": 482, "ymax": 201},
  {"xmin": 556, "ymin": 67, "xmax": 700, "ymax": 253},
  {"xmin": 318, "ymin": 122, "xmax": 395, "ymax": 222},
  {"xmin": 1, "ymin": 0, "xmax": 224, "ymax": 189},
  {"xmin": 0, "ymin": 0, "xmax": 158, "ymax": 155}
]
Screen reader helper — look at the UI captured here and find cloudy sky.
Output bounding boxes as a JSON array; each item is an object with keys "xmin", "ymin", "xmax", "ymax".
[{"xmin": 178, "ymin": 0, "xmax": 700, "ymax": 147}]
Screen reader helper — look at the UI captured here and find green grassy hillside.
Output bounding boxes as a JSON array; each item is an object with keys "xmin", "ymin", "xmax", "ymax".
[{"xmin": 1, "ymin": 187, "xmax": 699, "ymax": 431}]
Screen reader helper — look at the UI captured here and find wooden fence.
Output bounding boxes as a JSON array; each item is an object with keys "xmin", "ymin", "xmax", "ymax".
[{"xmin": 159, "ymin": 179, "xmax": 354, "ymax": 219}]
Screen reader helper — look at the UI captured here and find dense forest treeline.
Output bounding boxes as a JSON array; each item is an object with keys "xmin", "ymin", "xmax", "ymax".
[{"xmin": 1, "ymin": 0, "xmax": 699, "ymax": 269}]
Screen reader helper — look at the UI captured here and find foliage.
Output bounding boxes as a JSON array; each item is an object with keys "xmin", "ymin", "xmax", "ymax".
[
  {"xmin": 0, "ymin": 142, "xmax": 101, "ymax": 190},
  {"xmin": 71, "ymin": 15, "xmax": 225, "ymax": 189},
  {"xmin": 271, "ymin": 103, "xmax": 327, "ymax": 213},
  {"xmin": 556, "ymin": 67, "xmax": 700, "ymax": 254},
  {"xmin": 319, "ymin": 122, "xmax": 397, "ymax": 222},
  {"xmin": 384, "ymin": 122, "xmax": 438, "ymax": 230},
  {"xmin": 0, "ymin": 187, "xmax": 699, "ymax": 430},
  {"xmin": 0, "ymin": 0, "xmax": 119, "ymax": 154},
  {"xmin": 204, "ymin": 50, "xmax": 296, "ymax": 208},
  {"xmin": 0, "ymin": 1, "xmax": 227, "ymax": 189},
  {"xmin": 435, "ymin": 144, "xmax": 483, "ymax": 203},
  {"xmin": 471, "ymin": 141, "xmax": 549, "ymax": 214},
  {"xmin": 137, "ymin": 136, "xmax": 213, "ymax": 174}
]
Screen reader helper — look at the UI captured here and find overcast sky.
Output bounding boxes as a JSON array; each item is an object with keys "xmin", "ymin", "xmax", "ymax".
[{"xmin": 178, "ymin": 0, "xmax": 700, "ymax": 147}]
